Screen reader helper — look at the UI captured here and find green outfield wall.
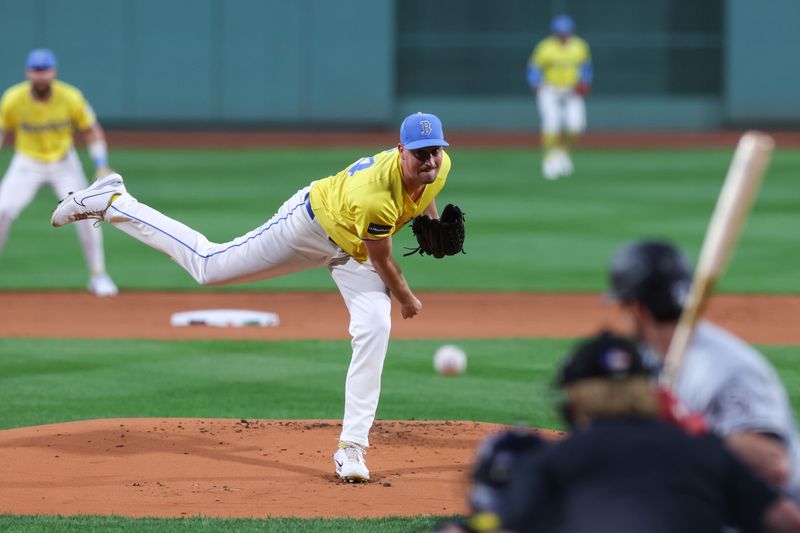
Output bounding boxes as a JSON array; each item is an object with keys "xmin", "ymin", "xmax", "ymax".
[{"xmin": 0, "ymin": 0, "xmax": 796, "ymax": 130}]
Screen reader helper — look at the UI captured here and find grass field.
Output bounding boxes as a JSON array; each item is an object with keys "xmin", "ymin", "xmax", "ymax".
[
  {"xmin": 0, "ymin": 147, "xmax": 799, "ymax": 293},
  {"xmin": 1, "ymin": 146, "xmax": 799, "ymax": 531}
]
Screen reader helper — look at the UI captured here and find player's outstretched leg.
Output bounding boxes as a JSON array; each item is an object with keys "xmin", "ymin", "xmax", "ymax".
[{"xmin": 52, "ymin": 173, "xmax": 333, "ymax": 287}]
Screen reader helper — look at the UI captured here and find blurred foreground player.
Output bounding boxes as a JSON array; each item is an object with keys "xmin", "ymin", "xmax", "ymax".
[{"xmin": 439, "ymin": 332, "xmax": 800, "ymax": 533}]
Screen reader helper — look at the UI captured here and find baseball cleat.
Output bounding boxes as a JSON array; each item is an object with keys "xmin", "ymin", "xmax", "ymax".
[
  {"xmin": 51, "ymin": 173, "xmax": 127, "ymax": 227},
  {"xmin": 88, "ymin": 273, "xmax": 119, "ymax": 297},
  {"xmin": 542, "ymin": 154, "xmax": 561, "ymax": 180},
  {"xmin": 557, "ymin": 149, "xmax": 574, "ymax": 177},
  {"xmin": 333, "ymin": 441, "xmax": 370, "ymax": 482}
]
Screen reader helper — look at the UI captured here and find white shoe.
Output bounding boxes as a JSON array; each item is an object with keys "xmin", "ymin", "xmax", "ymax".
[
  {"xmin": 333, "ymin": 441, "xmax": 370, "ymax": 482},
  {"xmin": 542, "ymin": 154, "xmax": 560, "ymax": 180},
  {"xmin": 51, "ymin": 173, "xmax": 127, "ymax": 228},
  {"xmin": 88, "ymin": 273, "xmax": 118, "ymax": 297}
]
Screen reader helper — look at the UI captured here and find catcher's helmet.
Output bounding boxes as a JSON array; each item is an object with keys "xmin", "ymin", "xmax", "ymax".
[
  {"xmin": 557, "ymin": 330, "xmax": 649, "ymax": 387},
  {"xmin": 607, "ymin": 239, "xmax": 692, "ymax": 321}
]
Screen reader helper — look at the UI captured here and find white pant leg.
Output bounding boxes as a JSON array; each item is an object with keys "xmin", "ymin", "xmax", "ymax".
[
  {"xmin": 564, "ymin": 92, "xmax": 587, "ymax": 134},
  {"xmin": 330, "ymin": 257, "xmax": 392, "ymax": 448},
  {"xmin": 47, "ymin": 150, "xmax": 105, "ymax": 274},
  {"xmin": 107, "ymin": 186, "xmax": 333, "ymax": 285},
  {"xmin": 537, "ymin": 84, "xmax": 564, "ymax": 135},
  {"xmin": 0, "ymin": 154, "xmax": 47, "ymax": 251}
]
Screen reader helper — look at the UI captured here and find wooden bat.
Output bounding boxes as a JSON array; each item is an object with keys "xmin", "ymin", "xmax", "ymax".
[{"xmin": 660, "ymin": 131, "xmax": 774, "ymax": 388}]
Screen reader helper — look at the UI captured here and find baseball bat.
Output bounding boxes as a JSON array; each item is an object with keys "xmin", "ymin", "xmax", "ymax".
[{"xmin": 660, "ymin": 131, "xmax": 775, "ymax": 388}]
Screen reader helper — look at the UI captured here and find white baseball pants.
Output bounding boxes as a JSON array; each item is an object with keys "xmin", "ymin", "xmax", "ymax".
[
  {"xmin": 537, "ymin": 84, "xmax": 586, "ymax": 135},
  {"xmin": 0, "ymin": 150, "xmax": 106, "ymax": 273},
  {"xmin": 107, "ymin": 186, "xmax": 390, "ymax": 447}
]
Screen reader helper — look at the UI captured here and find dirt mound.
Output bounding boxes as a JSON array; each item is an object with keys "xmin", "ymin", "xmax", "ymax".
[{"xmin": 0, "ymin": 418, "xmax": 563, "ymax": 519}]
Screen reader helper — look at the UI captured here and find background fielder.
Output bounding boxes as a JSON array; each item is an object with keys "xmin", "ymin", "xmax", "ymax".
[
  {"xmin": 0, "ymin": 49, "xmax": 117, "ymax": 296},
  {"xmin": 526, "ymin": 14, "xmax": 593, "ymax": 180},
  {"xmin": 51, "ymin": 112, "xmax": 454, "ymax": 483}
]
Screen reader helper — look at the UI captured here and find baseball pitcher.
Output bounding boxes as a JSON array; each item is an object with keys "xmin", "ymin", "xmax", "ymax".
[{"xmin": 51, "ymin": 112, "xmax": 465, "ymax": 482}]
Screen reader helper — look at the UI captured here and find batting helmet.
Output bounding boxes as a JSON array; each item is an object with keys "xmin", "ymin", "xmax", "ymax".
[
  {"xmin": 551, "ymin": 14, "xmax": 575, "ymax": 35},
  {"xmin": 607, "ymin": 239, "xmax": 692, "ymax": 321}
]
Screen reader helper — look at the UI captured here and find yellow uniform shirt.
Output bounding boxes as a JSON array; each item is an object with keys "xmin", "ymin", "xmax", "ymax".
[
  {"xmin": 310, "ymin": 148, "xmax": 451, "ymax": 263},
  {"xmin": 0, "ymin": 80, "xmax": 96, "ymax": 162},
  {"xmin": 529, "ymin": 36, "xmax": 591, "ymax": 88}
]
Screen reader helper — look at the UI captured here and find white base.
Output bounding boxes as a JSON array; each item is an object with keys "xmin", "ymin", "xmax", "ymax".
[{"xmin": 170, "ymin": 309, "xmax": 280, "ymax": 328}]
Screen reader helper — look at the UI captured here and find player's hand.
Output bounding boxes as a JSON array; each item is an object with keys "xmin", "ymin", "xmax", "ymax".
[
  {"xmin": 401, "ymin": 295, "xmax": 422, "ymax": 319},
  {"xmin": 95, "ymin": 166, "xmax": 112, "ymax": 179},
  {"xmin": 574, "ymin": 83, "xmax": 590, "ymax": 96}
]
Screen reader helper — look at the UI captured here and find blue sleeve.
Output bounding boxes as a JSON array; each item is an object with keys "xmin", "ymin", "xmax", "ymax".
[
  {"xmin": 526, "ymin": 66, "xmax": 542, "ymax": 88},
  {"xmin": 580, "ymin": 63, "xmax": 593, "ymax": 84}
]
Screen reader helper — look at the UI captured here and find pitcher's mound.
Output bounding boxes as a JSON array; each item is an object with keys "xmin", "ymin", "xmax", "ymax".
[{"xmin": 0, "ymin": 418, "xmax": 563, "ymax": 519}]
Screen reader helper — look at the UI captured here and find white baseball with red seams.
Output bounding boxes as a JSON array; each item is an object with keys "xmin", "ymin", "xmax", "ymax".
[{"xmin": 434, "ymin": 344, "xmax": 467, "ymax": 376}]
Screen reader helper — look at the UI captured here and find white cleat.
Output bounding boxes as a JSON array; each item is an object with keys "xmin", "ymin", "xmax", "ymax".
[
  {"xmin": 88, "ymin": 273, "xmax": 119, "ymax": 297},
  {"xmin": 333, "ymin": 441, "xmax": 370, "ymax": 482},
  {"xmin": 542, "ymin": 154, "xmax": 561, "ymax": 180},
  {"xmin": 51, "ymin": 173, "xmax": 127, "ymax": 228},
  {"xmin": 557, "ymin": 149, "xmax": 574, "ymax": 177}
]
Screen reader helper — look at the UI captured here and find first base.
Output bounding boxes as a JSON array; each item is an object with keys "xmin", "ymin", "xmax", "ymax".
[{"xmin": 170, "ymin": 309, "xmax": 280, "ymax": 328}]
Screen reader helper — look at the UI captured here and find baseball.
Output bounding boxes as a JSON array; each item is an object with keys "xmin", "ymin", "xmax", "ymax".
[{"xmin": 434, "ymin": 344, "xmax": 467, "ymax": 376}]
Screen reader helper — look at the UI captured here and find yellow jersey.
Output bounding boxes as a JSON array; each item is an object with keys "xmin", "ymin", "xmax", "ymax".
[
  {"xmin": 529, "ymin": 36, "xmax": 591, "ymax": 88},
  {"xmin": 0, "ymin": 80, "xmax": 96, "ymax": 162},
  {"xmin": 310, "ymin": 148, "xmax": 450, "ymax": 263}
]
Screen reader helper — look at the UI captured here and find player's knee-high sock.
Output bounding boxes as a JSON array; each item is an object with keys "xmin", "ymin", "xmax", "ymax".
[
  {"xmin": 542, "ymin": 133, "xmax": 560, "ymax": 157},
  {"xmin": 75, "ymin": 219, "xmax": 106, "ymax": 275}
]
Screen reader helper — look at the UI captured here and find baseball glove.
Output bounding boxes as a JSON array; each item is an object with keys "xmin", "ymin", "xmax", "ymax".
[{"xmin": 404, "ymin": 203, "xmax": 465, "ymax": 258}]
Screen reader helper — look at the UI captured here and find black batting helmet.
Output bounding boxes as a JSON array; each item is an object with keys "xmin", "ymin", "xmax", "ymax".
[{"xmin": 607, "ymin": 239, "xmax": 692, "ymax": 321}]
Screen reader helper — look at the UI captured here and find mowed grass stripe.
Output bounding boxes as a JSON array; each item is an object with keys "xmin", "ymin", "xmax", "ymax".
[
  {"xmin": 2, "ymin": 338, "xmax": 799, "ymax": 432},
  {"xmin": 0, "ymin": 148, "xmax": 798, "ymax": 292}
]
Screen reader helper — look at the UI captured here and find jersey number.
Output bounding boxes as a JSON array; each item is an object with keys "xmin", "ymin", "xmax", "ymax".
[{"xmin": 348, "ymin": 157, "xmax": 375, "ymax": 176}]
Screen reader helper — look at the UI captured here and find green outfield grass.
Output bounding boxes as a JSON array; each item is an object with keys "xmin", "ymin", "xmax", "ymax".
[{"xmin": 0, "ymin": 147, "xmax": 798, "ymax": 293}]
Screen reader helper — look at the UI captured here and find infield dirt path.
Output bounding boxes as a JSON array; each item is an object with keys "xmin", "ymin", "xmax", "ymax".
[{"xmin": 1, "ymin": 290, "xmax": 798, "ymax": 519}]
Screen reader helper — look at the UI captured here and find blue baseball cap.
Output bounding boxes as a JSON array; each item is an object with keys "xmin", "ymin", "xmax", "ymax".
[
  {"xmin": 26, "ymin": 48, "xmax": 57, "ymax": 70},
  {"xmin": 551, "ymin": 14, "xmax": 575, "ymax": 35},
  {"xmin": 400, "ymin": 112, "xmax": 449, "ymax": 150}
]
